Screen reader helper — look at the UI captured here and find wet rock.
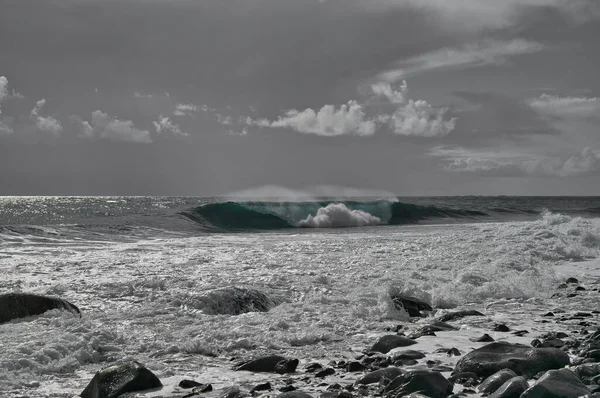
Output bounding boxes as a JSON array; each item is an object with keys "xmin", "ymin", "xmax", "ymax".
[
  {"xmin": 370, "ymin": 335, "xmax": 417, "ymax": 353},
  {"xmin": 512, "ymin": 330, "xmax": 529, "ymax": 337},
  {"xmin": 346, "ymin": 361, "xmax": 365, "ymax": 372},
  {"xmin": 235, "ymin": 355, "xmax": 298, "ymax": 373},
  {"xmin": 276, "ymin": 391, "xmax": 314, "ymax": 398},
  {"xmin": 355, "ymin": 367, "xmax": 404, "ymax": 385},
  {"xmin": 251, "ymin": 382, "xmax": 272, "ymax": 393},
  {"xmin": 275, "ymin": 359, "xmax": 299, "ymax": 374},
  {"xmin": 493, "ymin": 324, "xmax": 510, "ymax": 332},
  {"xmin": 179, "ymin": 379, "xmax": 204, "ymax": 389},
  {"xmin": 521, "ymin": 369, "xmax": 590, "ymax": 398},
  {"xmin": 315, "ymin": 368, "xmax": 335, "ymax": 378},
  {"xmin": 532, "ymin": 338, "xmax": 565, "ymax": 348},
  {"xmin": 473, "ymin": 334, "xmax": 495, "ymax": 342},
  {"xmin": 390, "ymin": 294, "xmax": 433, "ymax": 317},
  {"xmin": 194, "ymin": 384, "xmax": 213, "ymax": 393},
  {"xmin": 543, "ymin": 312, "xmax": 555, "ymax": 317},
  {"xmin": 384, "ymin": 370, "xmax": 453, "ymax": 398},
  {"xmin": 0, "ymin": 292, "xmax": 81, "ymax": 324},
  {"xmin": 454, "ymin": 342, "xmax": 570, "ymax": 378},
  {"xmin": 575, "ymin": 286, "xmax": 587, "ymax": 291},
  {"xmin": 196, "ymin": 287, "xmax": 278, "ymax": 315},
  {"xmin": 477, "ymin": 369, "xmax": 517, "ymax": 394},
  {"xmin": 392, "ymin": 350, "xmax": 426, "ymax": 361},
  {"xmin": 437, "ymin": 310, "xmax": 485, "ymax": 323},
  {"xmin": 571, "ymin": 363, "xmax": 600, "ymax": 383},
  {"xmin": 305, "ymin": 363, "xmax": 323, "ymax": 373},
  {"xmin": 280, "ymin": 385, "xmax": 297, "ymax": 392},
  {"xmin": 448, "ymin": 372, "xmax": 478, "ymax": 385},
  {"xmin": 566, "ymin": 277, "xmax": 579, "ymax": 284},
  {"xmin": 81, "ymin": 361, "xmax": 162, "ymax": 398},
  {"xmin": 489, "ymin": 376, "xmax": 528, "ymax": 398},
  {"xmin": 219, "ymin": 386, "xmax": 244, "ymax": 398}
]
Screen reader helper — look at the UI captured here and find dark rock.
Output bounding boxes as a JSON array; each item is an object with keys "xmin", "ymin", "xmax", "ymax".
[
  {"xmin": 512, "ymin": 330, "xmax": 529, "ymax": 337},
  {"xmin": 585, "ymin": 350, "xmax": 600, "ymax": 360},
  {"xmin": 251, "ymin": 382, "xmax": 272, "ymax": 393},
  {"xmin": 448, "ymin": 372, "xmax": 478, "ymax": 385},
  {"xmin": 194, "ymin": 384, "xmax": 213, "ymax": 393},
  {"xmin": 566, "ymin": 277, "xmax": 579, "ymax": 284},
  {"xmin": 473, "ymin": 334, "xmax": 495, "ymax": 342},
  {"xmin": 220, "ymin": 386, "xmax": 244, "ymax": 398},
  {"xmin": 557, "ymin": 283, "xmax": 568, "ymax": 289},
  {"xmin": 315, "ymin": 368, "xmax": 335, "ymax": 378},
  {"xmin": 493, "ymin": 324, "xmax": 510, "ymax": 332},
  {"xmin": 235, "ymin": 356, "xmax": 297, "ymax": 373},
  {"xmin": 567, "ymin": 293, "xmax": 578, "ymax": 298},
  {"xmin": 432, "ymin": 365, "xmax": 454, "ymax": 372},
  {"xmin": 275, "ymin": 359, "xmax": 299, "ymax": 374},
  {"xmin": 576, "ymin": 312, "xmax": 594, "ymax": 318},
  {"xmin": 305, "ymin": 363, "xmax": 323, "ymax": 373},
  {"xmin": 0, "ymin": 293, "xmax": 80, "ymax": 324},
  {"xmin": 575, "ymin": 286, "xmax": 586, "ymax": 291},
  {"xmin": 346, "ymin": 361, "xmax": 365, "ymax": 372},
  {"xmin": 571, "ymin": 363, "xmax": 600, "ymax": 383},
  {"xmin": 327, "ymin": 383, "xmax": 342, "ymax": 390},
  {"xmin": 534, "ymin": 338, "xmax": 565, "ymax": 348},
  {"xmin": 179, "ymin": 379, "xmax": 203, "ymax": 389},
  {"xmin": 477, "ymin": 369, "xmax": 517, "ymax": 394},
  {"xmin": 81, "ymin": 361, "xmax": 162, "ymax": 398},
  {"xmin": 384, "ymin": 370, "xmax": 453, "ymax": 398},
  {"xmin": 276, "ymin": 392, "xmax": 314, "ymax": 398},
  {"xmin": 520, "ymin": 369, "xmax": 590, "ymax": 398},
  {"xmin": 454, "ymin": 342, "xmax": 570, "ymax": 378},
  {"xmin": 392, "ymin": 350, "xmax": 426, "ymax": 361},
  {"xmin": 489, "ymin": 376, "xmax": 528, "ymax": 398},
  {"xmin": 280, "ymin": 385, "xmax": 297, "ymax": 392},
  {"xmin": 437, "ymin": 310, "xmax": 485, "ymax": 323},
  {"xmin": 543, "ymin": 312, "xmax": 555, "ymax": 317},
  {"xmin": 390, "ymin": 294, "xmax": 433, "ymax": 317},
  {"xmin": 355, "ymin": 367, "xmax": 403, "ymax": 385},
  {"xmin": 196, "ymin": 287, "xmax": 278, "ymax": 315},
  {"xmin": 370, "ymin": 335, "xmax": 417, "ymax": 353}
]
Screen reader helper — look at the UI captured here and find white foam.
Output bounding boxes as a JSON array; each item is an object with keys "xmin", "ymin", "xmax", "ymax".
[{"xmin": 297, "ymin": 203, "xmax": 381, "ymax": 228}]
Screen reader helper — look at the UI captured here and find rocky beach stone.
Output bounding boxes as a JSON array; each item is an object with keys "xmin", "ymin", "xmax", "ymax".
[
  {"xmin": 355, "ymin": 367, "xmax": 404, "ymax": 385},
  {"xmin": 473, "ymin": 333, "xmax": 495, "ymax": 342},
  {"xmin": 454, "ymin": 342, "xmax": 570, "ymax": 378},
  {"xmin": 370, "ymin": 335, "xmax": 417, "ymax": 353},
  {"xmin": 437, "ymin": 310, "xmax": 485, "ymax": 323},
  {"xmin": 235, "ymin": 355, "xmax": 298, "ymax": 373},
  {"xmin": 384, "ymin": 370, "xmax": 453, "ymax": 398},
  {"xmin": 489, "ymin": 376, "xmax": 528, "ymax": 398},
  {"xmin": 0, "ymin": 292, "xmax": 81, "ymax": 324},
  {"xmin": 571, "ymin": 363, "xmax": 600, "ymax": 383},
  {"xmin": 315, "ymin": 368, "xmax": 335, "ymax": 378},
  {"xmin": 81, "ymin": 361, "xmax": 162, "ymax": 398},
  {"xmin": 276, "ymin": 392, "xmax": 314, "ymax": 398},
  {"xmin": 346, "ymin": 361, "xmax": 365, "ymax": 372},
  {"xmin": 391, "ymin": 350, "xmax": 426, "ymax": 361},
  {"xmin": 521, "ymin": 369, "xmax": 590, "ymax": 398},
  {"xmin": 390, "ymin": 294, "xmax": 433, "ymax": 317},
  {"xmin": 477, "ymin": 369, "xmax": 518, "ymax": 394}
]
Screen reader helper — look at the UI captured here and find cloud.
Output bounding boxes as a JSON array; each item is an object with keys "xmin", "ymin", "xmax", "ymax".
[
  {"xmin": 173, "ymin": 103, "xmax": 198, "ymax": 116},
  {"xmin": 30, "ymin": 99, "xmax": 63, "ymax": 137},
  {"xmin": 243, "ymin": 81, "xmax": 455, "ymax": 137},
  {"xmin": 153, "ymin": 115, "xmax": 187, "ymax": 136},
  {"xmin": 529, "ymin": 94, "xmax": 600, "ymax": 118},
  {"xmin": 0, "ymin": 76, "xmax": 8, "ymax": 104},
  {"xmin": 90, "ymin": 110, "xmax": 152, "ymax": 143},
  {"xmin": 431, "ymin": 145, "xmax": 600, "ymax": 177},
  {"xmin": 379, "ymin": 39, "xmax": 544, "ymax": 81}
]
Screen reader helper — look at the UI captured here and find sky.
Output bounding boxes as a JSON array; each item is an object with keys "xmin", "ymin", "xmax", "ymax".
[{"xmin": 1, "ymin": 0, "xmax": 600, "ymax": 196}]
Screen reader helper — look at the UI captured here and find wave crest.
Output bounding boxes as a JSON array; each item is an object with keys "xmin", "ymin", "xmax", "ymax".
[{"xmin": 297, "ymin": 203, "xmax": 381, "ymax": 228}]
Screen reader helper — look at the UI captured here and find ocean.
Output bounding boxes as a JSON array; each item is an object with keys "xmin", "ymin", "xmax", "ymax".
[{"xmin": 1, "ymin": 196, "xmax": 600, "ymax": 397}]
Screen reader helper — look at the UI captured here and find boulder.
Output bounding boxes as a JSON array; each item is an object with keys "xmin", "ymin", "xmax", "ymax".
[
  {"xmin": 384, "ymin": 370, "xmax": 453, "ymax": 398},
  {"xmin": 0, "ymin": 293, "xmax": 80, "ymax": 324},
  {"xmin": 370, "ymin": 335, "xmax": 417, "ymax": 353},
  {"xmin": 234, "ymin": 355, "xmax": 298, "ymax": 373},
  {"xmin": 356, "ymin": 367, "xmax": 404, "ymax": 385},
  {"xmin": 276, "ymin": 392, "xmax": 314, "ymax": 398},
  {"xmin": 521, "ymin": 369, "xmax": 590, "ymax": 398},
  {"xmin": 454, "ymin": 342, "xmax": 569, "ymax": 378},
  {"xmin": 489, "ymin": 377, "xmax": 528, "ymax": 398},
  {"xmin": 391, "ymin": 295, "xmax": 432, "ymax": 317},
  {"xmin": 478, "ymin": 369, "xmax": 518, "ymax": 394},
  {"xmin": 80, "ymin": 361, "xmax": 162, "ymax": 398},
  {"xmin": 571, "ymin": 362, "xmax": 600, "ymax": 383}
]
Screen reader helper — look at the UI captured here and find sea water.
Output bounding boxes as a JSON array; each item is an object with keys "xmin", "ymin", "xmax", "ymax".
[{"xmin": 1, "ymin": 196, "xmax": 600, "ymax": 397}]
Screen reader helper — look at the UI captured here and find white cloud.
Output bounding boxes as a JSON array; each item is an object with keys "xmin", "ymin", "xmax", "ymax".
[
  {"xmin": 30, "ymin": 99, "xmax": 63, "ymax": 137},
  {"xmin": 270, "ymin": 101, "xmax": 376, "ymax": 136},
  {"xmin": 389, "ymin": 100, "xmax": 456, "ymax": 137},
  {"xmin": 153, "ymin": 115, "xmax": 187, "ymax": 136},
  {"xmin": 529, "ymin": 94, "xmax": 600, "ymax": 118},
  {"xmin": 173, "ymin": 103, "xmax": 198, "ymax": 116},
  {"xmin": 90, "ymin": 110, "xmax": 152, "ymax": 143},
  {"xmin": 0, "ymin": 76, "xmax": 8, "ymax": 104},
  {"xmin": 379, "ymin": 39, "xmax": 543, "ymax": 81},
  {"xmin": 431, "ymin": 145, "xmax": 600, "ymax": 177}
]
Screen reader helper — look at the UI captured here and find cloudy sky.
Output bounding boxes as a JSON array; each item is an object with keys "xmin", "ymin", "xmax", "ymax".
[{"xmin": 1, "ymin": 0, "xmax": 600, "ymax": 195}]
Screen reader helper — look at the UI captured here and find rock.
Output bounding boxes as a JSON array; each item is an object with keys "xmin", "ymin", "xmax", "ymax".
[
  {"xmin": 355, "ymin": 367, "xmax": 404, "ymax": 385},
  {"xmin": 437, "ymin": 310, "xmax": 485, "ymax": 323},
  {"xmin": 276, "ymin": 392, "xmax": 314, "ymax": 398},
  {"xmin": 493, "ymin": 324, "xmax": 510, "ymax": 332},
  {"xmin": 473, "ymin": 334, "xmax": 495, "ymax": 342},
  {"xmin": 305, "ymin": 363, "xmax": 323, "ymax": 373},
  {"xmin": 447, "ymin": 348, "xmax": 461, "ymax": 356},
  {"xmin": 532, "ymin": 338, "xmax": 565, "ymax": 348},
  {"xmin": 346, "ymin": 362, "xmax": 365, "ymax": 372},
  {"xmin": 193, "ymin": 384, "xmax": 213, "ymax": 393},
  {"xmin": 392, "ymin": 350, "xmax": 426, "ymax": 361},
  {"xmin": 454, "ymin": 342, "xmax": 570, "ymax": 378},
  {"xmin": 235, "ymin": 355, "xmax": 298, "ymax": 373},
  {"xmin": 220, "ymin": 386, "xmax": 244, "ymax": 398},
  {"xmin": 0, "ymin": 293, "xmax": 81, "ymax": 324},
  {"xmin": 390, "ymin": 294, "xmax": 433, "ymax": 317},
  {"xmin": 448, "ymin": 372, "xmax": 478, "ymax": 385},
  {"xmin": 384, "ymin": 370, "xmax": 453, "ymax": 398},
  {"xmin": 512, "ymin": 330, "xmax": 529, "ymax": 337},
  {"xmin": 280, "ymin": 385, "xmax": 297, "ymax": 392},
  {"xmin": 521, "ymin": 369, "xmax": 590, "ymax": 398},
  {"xmin": 571, "ymin": 363, "xmax": 600, "ymax": 383},
  {"xmin": 80, "ymin": 361, "xmax": 162, "ymax": 398},
  {"xmin": 370, "ymin": 335, "xmax": 417, "ymax": 353},
  {"xmin": 315, "ymin": 368, "xmax": 335, "ymax": 378},
  {"xmin": 543, "ymin": 312, "xmax": 555, "ymax": 317},
  {"xmin": 179, "ymin": 379, "xmax": 203, "ymax": 389},
  {"xmin": 251, "ymin": 382, "xmax": 272, "ymax": 393},
  {"xmin": 489, "ymin": 376, "xmax": 528, "ymax": 398},
  {"xmin": 566, "ymin": 277, "xmax": 579, "ymax": 284},
  {"xmin": 275, "ymin": 359, "xmax": 299, "ymax": 374},
  {"xmin": 195, "ymin": 287, "xmax": 278, "ymax": 315}
]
